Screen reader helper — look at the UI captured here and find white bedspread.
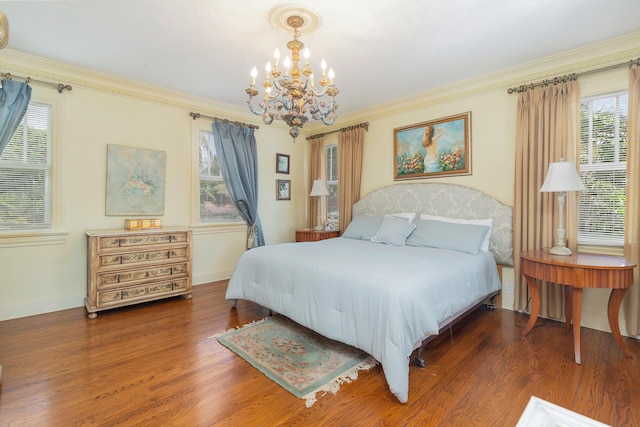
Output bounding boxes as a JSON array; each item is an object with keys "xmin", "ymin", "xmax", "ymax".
[{"xmin": 225, "ymin": 237, "xmax": 501, "ymax": 403}]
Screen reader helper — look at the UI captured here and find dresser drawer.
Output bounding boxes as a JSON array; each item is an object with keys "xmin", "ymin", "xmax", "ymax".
[
  {"xmin": 97, "ymin": 278, "xmax": 190, "ymax": 306},
  {"xmin": 99, "ymin": 247, "xmax": 188, "ymax": 267},
  {"xmin": 85, "ymin": 227, "xmax": 193, "ymax": 318},
  {"xmin": 99, "ymin": 232, "xmax": 189, "ymax": 249},
  {"xmin": 97, "ymin": 262, "xmax": 189, "ymax": 289}
]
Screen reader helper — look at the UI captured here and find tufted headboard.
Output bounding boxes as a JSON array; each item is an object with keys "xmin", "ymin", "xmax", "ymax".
[{"xmin": 352, "ymin": 183, "xmax": 513, "ymax": 266}]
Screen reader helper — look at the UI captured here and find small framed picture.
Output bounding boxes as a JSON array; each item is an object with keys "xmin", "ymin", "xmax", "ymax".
[
  {"xmin": 276, "ymin": 153, "xmax": 290, "ymax": 174},
  {"xmin": 276, "ymin": 179, "xmax": 291, "ymax": 200},
  {"xmin": 325, "ymin": 222, "xmax": 335, "ymax": 231}
]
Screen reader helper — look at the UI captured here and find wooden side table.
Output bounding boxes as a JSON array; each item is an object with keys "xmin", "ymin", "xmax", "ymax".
[
  {"xmin": 520, "ymin": 250, "xmax": 636, "ymax": 364},
  {"xmin": 295, "ymin": 228, "xmax": 340, "ymax": 242}
]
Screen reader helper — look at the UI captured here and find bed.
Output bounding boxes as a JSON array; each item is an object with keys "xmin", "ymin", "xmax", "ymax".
[{"xmin": 226, "ymin": 182, "xmax": 513, "ymax": 403}]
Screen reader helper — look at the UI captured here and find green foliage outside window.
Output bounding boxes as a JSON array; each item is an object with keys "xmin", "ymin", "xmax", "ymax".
[
  {"xmin": 0, "ymin": 109, "xmax": 51, "ymax": 228},
  {"xmin": 578, "ymin": 94, "xmax": 627, "ymax": 245},
  {"xmin": 198, "ymin": 131, "xmax": 242, "ymax": 223}
]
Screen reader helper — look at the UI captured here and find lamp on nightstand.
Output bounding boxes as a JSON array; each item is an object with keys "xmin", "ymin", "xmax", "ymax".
[
  {"xmin": 540, "ymin": 159, "xmax": 585, "ymax": 256},
  {"xmin": 310, "ymin": 179, "xmax": 329, "ymax": 231}
]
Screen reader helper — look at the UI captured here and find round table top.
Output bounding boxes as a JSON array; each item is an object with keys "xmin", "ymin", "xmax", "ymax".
[{"xmin": 521, "ymin": 250, "xmax": 637, "ymax": 270}]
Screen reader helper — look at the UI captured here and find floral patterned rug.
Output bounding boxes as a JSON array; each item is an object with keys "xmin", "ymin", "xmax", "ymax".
[{"xmin": 215, "ymin": 316, "xmax": 378, "ymax": 407}]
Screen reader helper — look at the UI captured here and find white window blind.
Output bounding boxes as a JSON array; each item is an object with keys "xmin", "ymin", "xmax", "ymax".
[
  {"xmin": 326, "ymin": 142, "xmax": 338, "ymax": 221},
  {"xmin": 198, "ymin": 130, "xmax": 242, "ymax": 223},
  {"xmin": 578, "ymin": 92, "xmax": 627, "ymax": 246},
  {"xmin": 0, "ymin": 103, "xmax": 52, "ymax": 229}
]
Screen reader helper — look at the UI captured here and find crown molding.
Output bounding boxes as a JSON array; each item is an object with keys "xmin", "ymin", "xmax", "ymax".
[
  {"xmin": 0, "ymin": 49, "xmax": 267, "ymax": 127},
  {"xmin": 2, "ymin": 31, "xmax": 639, "ymax": 137},
  {"xmin": 325, "ymin": 31, "xmax": 640, "ymax": 127}
]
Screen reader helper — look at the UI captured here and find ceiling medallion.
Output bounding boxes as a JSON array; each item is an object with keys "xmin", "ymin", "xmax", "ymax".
[{"xmin": 245, "ymin": 7, "xmax": 339, "ymax": 141}]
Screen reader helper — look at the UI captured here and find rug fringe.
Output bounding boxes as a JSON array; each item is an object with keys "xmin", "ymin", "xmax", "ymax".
[
  {"xmin": 210, "ymin": 316, "xmax": 271, "ymax": 339},
  {"xmin": 302, "ymin": 355, "xmax": 378, "ymax": 408}
]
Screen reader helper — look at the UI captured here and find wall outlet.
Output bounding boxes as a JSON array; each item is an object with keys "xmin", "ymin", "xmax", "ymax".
[{"xmin": 505, "ymin": 282, "xmax": 514, "ymax": 295}]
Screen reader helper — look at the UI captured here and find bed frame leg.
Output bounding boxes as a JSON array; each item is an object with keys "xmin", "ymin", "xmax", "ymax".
[
  {"xmin": 229, "ymin": 299, "xmax": 238, "ymax": 309},
  {"xmin": 484, "ymin": 295, "xmax": 497, "ymax": 310},
  {"xmin": 414, "ymin": 347, "xmax": 426, "ymax": 368}
]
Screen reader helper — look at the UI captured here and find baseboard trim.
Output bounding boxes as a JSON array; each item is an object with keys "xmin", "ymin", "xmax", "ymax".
[
  {"xmin": 0, "ymin": 271, "xmax": 235, "ymax": 321},
  {"xmin": 0, "ymin": 294, "xmax": 84, "ymax": 322}
]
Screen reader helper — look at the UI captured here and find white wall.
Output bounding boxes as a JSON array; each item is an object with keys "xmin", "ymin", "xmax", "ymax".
[
  {"xmin": 0, "ymin": 50, "xmax": 306, "ymax": 320},
  {"xmin": 2, "ymin": 32, "xmax": 640, "ymax": 340},
  {"xmin": 313, "ymin": 32, "xmax": 640, "ymax": 338}
]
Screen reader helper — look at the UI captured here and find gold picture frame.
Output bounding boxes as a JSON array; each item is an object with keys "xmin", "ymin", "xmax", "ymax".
[{"xmin": 393, "ymin": 112, "xmax": 471, "ymax": 180}]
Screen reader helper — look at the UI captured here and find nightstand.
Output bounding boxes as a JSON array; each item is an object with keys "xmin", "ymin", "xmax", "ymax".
[
  {"xmin": 295, "ymin": 228, "xmax": 340, "ymax": 242},
  {"xmin": 520, "ymin": 250, "xmax": 636, "ymax": 364}
]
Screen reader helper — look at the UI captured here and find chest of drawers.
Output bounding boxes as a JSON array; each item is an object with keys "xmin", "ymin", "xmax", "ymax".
[{"xmin": 85, "ymin": 227, "xmax": 192, "ymax": 318}]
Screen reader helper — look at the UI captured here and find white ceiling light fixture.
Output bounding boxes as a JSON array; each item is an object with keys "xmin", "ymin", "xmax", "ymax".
[{"xmin": 246, "ymin": 6, "xmax": 339, "ymax": 141}]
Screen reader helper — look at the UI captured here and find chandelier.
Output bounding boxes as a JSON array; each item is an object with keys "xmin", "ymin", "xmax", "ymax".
[{"xmin": 246, "ymin": 15, "xmax": 339, "ymax": 141}]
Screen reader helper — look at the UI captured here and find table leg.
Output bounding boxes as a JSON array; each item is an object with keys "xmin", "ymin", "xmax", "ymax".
[
  {"xmin": 572, "ymin": 288, "xmax": 583, "ymax": 364},
  {"xmin": 565, "ymin": 286, "xmax": 573, "ymax": 331},
  {"xmin": 608, "ymin": 288, "xmax": 633, "ymax": 357},
  {"xmin": 522, "ymin": 275, "xmax": 540, "ymax": 336}
]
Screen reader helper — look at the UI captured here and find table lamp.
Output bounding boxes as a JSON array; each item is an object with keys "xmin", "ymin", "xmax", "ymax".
[
  {"xmin": 539, "ymin": 159, "xmax": 586, "ymax": 255},
  {"xmin": 310, "ymin": 179, "xmax": 329, "ymax": 231}
]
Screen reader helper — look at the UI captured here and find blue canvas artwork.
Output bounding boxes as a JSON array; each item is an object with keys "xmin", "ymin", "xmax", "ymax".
[{"xmin": 105, "ymin": 144, "xmax": 166, "ymax": 215}]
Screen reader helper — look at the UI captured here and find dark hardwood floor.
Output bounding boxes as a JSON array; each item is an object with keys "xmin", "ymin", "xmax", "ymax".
[{"xmin": 0, "ymin": 281, "xmax": 638, "ymax": 426}]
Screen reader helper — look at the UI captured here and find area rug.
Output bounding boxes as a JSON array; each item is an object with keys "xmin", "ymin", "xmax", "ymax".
[{"xmin": 214, "ymin": 316, "xmax": 378, "ymax": 407}]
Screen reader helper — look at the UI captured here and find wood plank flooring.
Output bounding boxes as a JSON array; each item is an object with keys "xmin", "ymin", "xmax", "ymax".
[{"xmin": 0, "ymin": 281, "xmax": 638, "ymax": 426}]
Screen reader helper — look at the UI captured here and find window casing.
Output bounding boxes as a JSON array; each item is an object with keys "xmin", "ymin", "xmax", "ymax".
[
  {"xmin": 578, "ymin": 92, "xmax": 628, "ymax": 246},
  {"xmin": 0, "ymin": 102, "xmax": 52, "ymax": 230},
  {"xmin": 198, "ymin": 130, "xmax": 242, "ymax": 223},
  {"xmin": 326, "ymin": 142, "xmax": 338, "ymax": 221}
]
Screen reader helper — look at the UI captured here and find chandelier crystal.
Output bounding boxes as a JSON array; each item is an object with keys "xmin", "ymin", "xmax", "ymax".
[{"xmin": 246, "ymin": 15, "xmax": 339, "ymax": 141}]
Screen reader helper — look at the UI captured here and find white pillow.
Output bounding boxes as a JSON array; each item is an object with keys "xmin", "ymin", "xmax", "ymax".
[
  {"xmin": 386, "ymin": 212, "xmax": 416, "ymax": 222},
  {"xmin": 419, "ymin": 214, "xmax": 493, "ymax": 252}
]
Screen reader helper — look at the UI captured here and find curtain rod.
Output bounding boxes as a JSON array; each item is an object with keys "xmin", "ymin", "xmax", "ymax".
[
  {"xmin": 306, "ymin": 122, "xmax": 369, "ymax": 140},
  {"xmin": 1, "ymin": 72, "xmax": 72, "ymax": 93},
  {"xmin": 189, "ymin": 112, "xmax": 259, "ymax": 129},
  {"xmin": 507, "ymin": 58, "xmax": 640, "ymax": 94}
]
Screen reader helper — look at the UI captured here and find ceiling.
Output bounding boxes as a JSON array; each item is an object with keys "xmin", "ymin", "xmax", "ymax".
[{"xmin": 1, "ymin": 1, "xmax": 640, "ymax": 117}]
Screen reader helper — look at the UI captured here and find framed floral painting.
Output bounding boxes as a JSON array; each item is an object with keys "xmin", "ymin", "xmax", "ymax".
[{"xmin": 393, "ymin": 112, "xmax": 471, "ymax": 180}]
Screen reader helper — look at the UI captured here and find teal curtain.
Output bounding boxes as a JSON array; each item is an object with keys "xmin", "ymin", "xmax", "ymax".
[
  {"xmin": 212, "ymin": 121, "xmax": 265, "ymax": 248},
  {"xmin": 0, "ymin": 79, "xmax": 32, "ymax": 156}
]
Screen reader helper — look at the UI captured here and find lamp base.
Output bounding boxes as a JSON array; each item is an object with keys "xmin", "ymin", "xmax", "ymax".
[
  {"xmin": 314, "ymin": 225, "xmax": 324, "ymax": 231},
  {"xmin": 548, "ymin": 245, "xmax": 573, "ymax": 256}
]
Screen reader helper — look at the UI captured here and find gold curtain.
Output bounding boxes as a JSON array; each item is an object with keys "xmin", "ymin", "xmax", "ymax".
[
  {"xmin": 514, "ymin": 81, "xmax": 581, "ymax": 319},
  {"xmin": 624, "ymin": 65, "xmax": 640, "ymax": 337},
  {"xmin": 308, "ymin": 137, "xmax": 326, "ymax": 228},
  {"xmin": 337, "ymin": 127, "xmax": 365, "ymax": 233}
]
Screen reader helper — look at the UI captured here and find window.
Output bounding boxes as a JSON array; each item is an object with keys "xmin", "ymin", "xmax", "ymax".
[
  {"xmin": 578, "ymin": 92, "xmax": 628, "ymax": 246},
  {"xmin": 326, "ymin": 142, "xmax": 338, "ymax": 221},
  {"xmin": 198, "ymin": 130, "xmax": 242, "ymax": 223},
  {"xmin": 0, "ymin": 103, "xmax": 52, "ymax": 230}
]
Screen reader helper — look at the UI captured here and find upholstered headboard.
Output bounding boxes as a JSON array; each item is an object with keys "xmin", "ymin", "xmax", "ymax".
[{"xmin": 352, "ymin": 183, "xmax": 514, "ymax": 266}]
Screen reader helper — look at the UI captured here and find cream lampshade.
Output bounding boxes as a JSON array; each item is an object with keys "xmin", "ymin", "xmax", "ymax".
[
  {"xmin": 540, "ymin": 159, "xmax": 586, "ymax": 255},
  {"xmin": 310, "ymin": 179, "xmax": 329, "ymax": 231}
]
